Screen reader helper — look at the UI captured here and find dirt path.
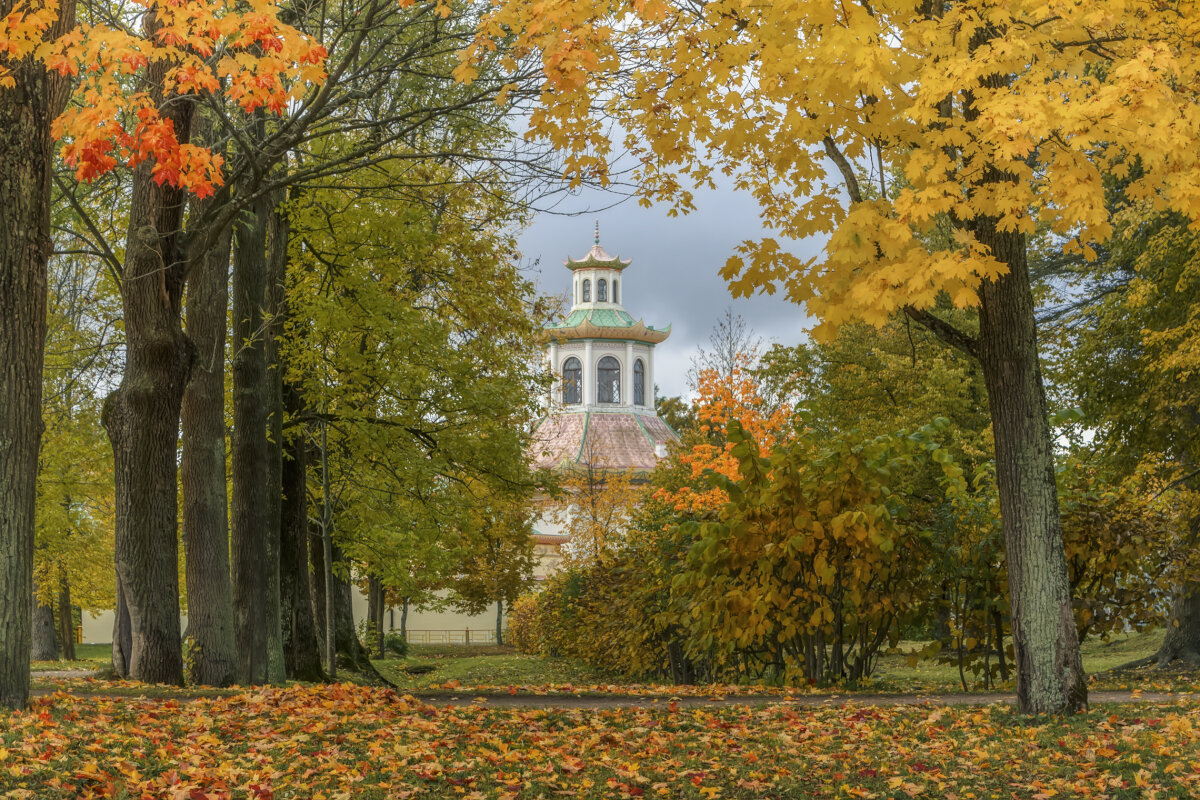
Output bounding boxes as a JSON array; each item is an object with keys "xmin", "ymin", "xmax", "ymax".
[{"xmin": 28, "ymin": 685, "xmax": 1192, "ymax": 709}]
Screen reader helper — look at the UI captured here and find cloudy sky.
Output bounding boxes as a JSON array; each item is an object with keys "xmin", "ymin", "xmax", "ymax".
[{"xmin": 517, "ymin": 182, "xmax": 824, "ymax": 400}]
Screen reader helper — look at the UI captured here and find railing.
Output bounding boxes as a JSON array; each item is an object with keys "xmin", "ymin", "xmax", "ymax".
[{"xmin": 403, "ymin": 629, "xmax": 501, "ymax": 645}]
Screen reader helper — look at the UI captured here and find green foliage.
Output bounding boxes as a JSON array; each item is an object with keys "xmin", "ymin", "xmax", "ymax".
[{"xmin": 283, "ymin": 149, "xmax": 553, "ymax": 607}]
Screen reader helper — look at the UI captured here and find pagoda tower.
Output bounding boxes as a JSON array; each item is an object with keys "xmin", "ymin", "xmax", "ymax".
[{"xmin": 529, "ymin": 225, "xmax": 679, "ymax": 475}]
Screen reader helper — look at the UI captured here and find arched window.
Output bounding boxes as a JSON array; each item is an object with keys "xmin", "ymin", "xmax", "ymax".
[
  {"xmin": 597, "ymin": 278, "xmax": 608, "ymax": 302},
  {"xmin": 582, "ymin": 279, "xmax": 591, "ymax": 302},
  {"xmin": 633, "ymin": 359, "xmax": 645, "ymax": 406},
  {"xmin": 562, "ymin": 357, "xmax": 582, "ymax": 405},
  {"xmin": 612, "ymin": 279, "xmax": 618, "ymax": 303},
  {"xmin": 597, "ymin": 356, "xmax": 620, "ymax": 404}
]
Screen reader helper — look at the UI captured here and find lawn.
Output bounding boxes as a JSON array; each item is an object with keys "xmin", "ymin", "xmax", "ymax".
[
  {"xmin": 368, "ymin": 630, "xmax": 1186, "ymax": 697},
  {"xmin": 30, "ymin": 642, "xmax": 112, "ymax": 672},
  {"xmin": 372, "ymin": 644, "xmax": 612, "ymax": 692},
  {"xmin": 4, "ymin": 684, "xmax": 1200, "ymax": 798}
]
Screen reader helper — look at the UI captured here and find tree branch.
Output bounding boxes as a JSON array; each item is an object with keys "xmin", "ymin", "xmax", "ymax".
[{"xmin": 903, "ymin": 305, "xmax": 978, "ymax": 359}]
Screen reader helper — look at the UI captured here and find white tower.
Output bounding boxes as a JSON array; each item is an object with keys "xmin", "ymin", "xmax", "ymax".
[{"xmin": 531, "ymin": 225, "xmax": 678, "ymax": 474}]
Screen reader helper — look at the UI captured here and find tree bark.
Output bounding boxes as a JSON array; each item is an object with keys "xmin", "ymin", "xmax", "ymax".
[
  {"xmin": 975, "ymin": 224, "xmax": 1087, "ymax": 714},
  {"xmin": 400, "ymin": 597, "xmax": 408, "ymax": 639},
  {"xmin": 1156, "ymin": 587, "xmax": 1200, "ymax": 666},
  {"xmin": 0, "ymin": 0, "xmax": 75, "ymax": 710},
  {"xmin": 317, "ymin": 422, "xmax": 337, "ymax": 677},
  {"xmin": 308, "ymin": 517, "xmax": 331, "ymax": 675},
  {"xmin": 263, "ymin": 197, "xmax": 288, "ymax": 684},
  {"xmin": 231, "ymin": 190, "xmax": 273, "ymax": 685},
  {"xmin": 57, "ymin": 570, "xmax": 75, "ymax": 663},
  {"xmin": 496, "ymin": 599, "xmax": 504, "ymax": 646},
  {"xmin": 181, "ymin": 208, "xmax": 237, "ymax": 688},
  {"xmin": 102, "ymin": 27, "xmax": 198, "ymax": 684},
  {"xmin": 31, "ymin": 591, "xmax": 58, "ymax": 661},
  {"xmin": 281, "ymin": 414, "xmax": 323, "ymax": 681},
  {"xmin": 112, "ymin": 577, "xmax": 132, "ymax": 678},
  {"xmin": 332, "ymin": 544, "xmax": 369, "ymax": 670}
]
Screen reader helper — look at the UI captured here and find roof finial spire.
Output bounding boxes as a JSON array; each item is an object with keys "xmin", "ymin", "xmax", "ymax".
[{"xmin": 594, "ymin": 219, "xmax": 600, "ymax": 245}]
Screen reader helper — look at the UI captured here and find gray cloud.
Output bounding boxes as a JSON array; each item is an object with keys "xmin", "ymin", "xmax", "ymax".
[{"xmin": 518, "ymin": 183, "xmax": 822, "ymax": 399}]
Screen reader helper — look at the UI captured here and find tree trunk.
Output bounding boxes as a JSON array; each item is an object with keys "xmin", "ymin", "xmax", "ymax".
[
  {"xmin": 31, "ymin": 592, "xmax": 58, "ymax": 661},
  {"xmin": 57, "ymin": 570, "xmax": 75, "ymax": 663},
  {"xmin": 975, "ymin": 224, "xmax": 1086, "ymax": 714},
  {"xmin": 319, "ymin": 422, "xmax": 337, "ymax": 677},
  {"xmin": 102, "ymin": 41, "xmax": 197, "ymax": 685},
  {"xmin": 400, "ymin": 597, "xmax": 408, "ymax": 639},
  {"xmin": 332, "ymin": 545, "xmax": 369, "ymax": 670},
  {"xmin": 496, "ymin": 599, "xmax": 504, "ymax": 646},
  {"xmin": 281, "ymin": 413, "xmax": 323, "ymax": 682},
  {"xmin": 180, "ymin": 208, "xmax": 236, "ymax": 687},
  {"xmin": 1156, "ymin": 587, "xmax": 1200, "ymax": 666},
  {"xmin": 112, "ymin": 577, "xmax": 133, "ymax": 679},
  {"xmin": 0, "ymin": 0, "xmax": 75, "ymax": 710},
  {"xmin": 263, "ymin": 197, "xmax": 288, "ymax": 684},
  {"xmin": 309, "ymin": 515, "xmax": 328, "ymax": 666},
  {"xmin": 367, "ymin": 574, "xmax": 385, "ymax": 659},
  {"xmin": 231, "ymin": 190, "xmax": 273, "ymax": 685}
]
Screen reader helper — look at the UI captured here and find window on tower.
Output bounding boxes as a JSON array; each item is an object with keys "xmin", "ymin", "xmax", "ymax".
[
  {"xmin": 612, "ymin": 279, "xmax": 618, "ymax": 303},
  {"xmin": 597, "ymin": 278, "xmax": 608, "ymax": 302},
  {"xmin": 634, "ymin": 358, "xmax": 645, "ymax": 406},
  {"xmin": 597, "ymin": 356, "xmax": 620, "ymax": 403},
  {"xmin": 562, "ymin": 357, "xmax": 582, "ymax": 405},
  {"xmin": 582, "ymin": 279, "xmax": 591, "ymax": 302}
]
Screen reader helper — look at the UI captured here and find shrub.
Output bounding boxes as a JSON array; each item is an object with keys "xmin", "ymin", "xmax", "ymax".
[{"xmin": 506, "ymin": 594, "xmax": 542, "ymax": 654}]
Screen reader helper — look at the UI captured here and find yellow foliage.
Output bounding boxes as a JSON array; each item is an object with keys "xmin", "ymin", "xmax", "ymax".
[{"xmin": 465, "ymin": 0, "xmax": 1200, "ymax": 330}]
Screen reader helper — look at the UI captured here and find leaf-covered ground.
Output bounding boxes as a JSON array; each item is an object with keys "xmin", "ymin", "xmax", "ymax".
[{"xmin": 5, "ymin": 685, "xmax": 1200, "ymax": 799}]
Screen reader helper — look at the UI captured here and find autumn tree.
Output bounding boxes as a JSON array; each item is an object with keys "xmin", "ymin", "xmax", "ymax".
[
  {"xmin": 463, "ymin": 0, "xmax": 1200, "ymax": 712},
  {"xmin": 0, "ymin": 0, "xmax": 76, "ymax": 709},
  {"xmin": 549, "ymin": 432, "xmax": 647, "ymax": 565}
]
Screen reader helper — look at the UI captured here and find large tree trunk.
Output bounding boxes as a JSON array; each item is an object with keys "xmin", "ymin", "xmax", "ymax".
[
  {"xmin": 281, "ymin": 414, "xmax": 323, "ymax": 681},
  {"xmin": 1156, "ymin": 587, "xmax": 1200, "ymax": 666},
  {"xmin": 0, "ymin": 0, "xmax": 75, "ymax": 710},
  {"xmin": 104, "ymin": 60, "xmax": 198, "ymax": 682},
  {"xmin": 104, "ymin": 159, "xmax": 194, "ymax": 684},
  {"xmin": 231, "ymin": 191, "xmax": 273, "ymax": 685},
  {"xmin": 57, "ymin": 570, "xmax": 75, "ymax": 663},
  {"xmin": 975, "ymin": 224, "xmax": 1086, "ymax": 715},
  {"xmin": 180, "ymin": 208, "xmax": 237, "ymax": 687},
  {"xmin": 31, "ymin": 592, "xmax": 58, "ymax": 661}
]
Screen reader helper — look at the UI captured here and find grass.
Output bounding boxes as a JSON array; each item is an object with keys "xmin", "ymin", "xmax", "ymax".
[
  {"xmin": 373, "ymin": 644, "xmax": 612, "ymax": 692},
  {"xmin": 30, "ymin": 642, "xmax": 111, "ymax": 672},
  {"xmin": 870, "ymin": 629, "xmax": 1164, "ymax": 689},
  {"xmin": 368, "ymin": 629, "xmax": 1193, "ymax": 697}
]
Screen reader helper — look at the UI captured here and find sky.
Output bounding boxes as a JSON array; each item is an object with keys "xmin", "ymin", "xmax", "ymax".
[{"xmin": 517, "ymin": 182, "xmax": 824, "ymax": 400}]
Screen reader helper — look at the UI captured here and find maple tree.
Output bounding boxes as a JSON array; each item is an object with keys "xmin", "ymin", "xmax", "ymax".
[
  {"xmin": 461, "ymin": 0, "xmax": 1200, "ymax": 713},
  {"xmin": 656, "ymin": 355, "xmax": 794, "ymax": 515}
]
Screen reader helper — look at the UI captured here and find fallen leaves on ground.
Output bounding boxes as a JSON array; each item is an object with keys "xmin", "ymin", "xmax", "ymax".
[{"xmin": 4, "ymin": 685, "xmax": 1200, "ymax": 798}]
